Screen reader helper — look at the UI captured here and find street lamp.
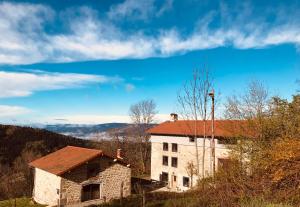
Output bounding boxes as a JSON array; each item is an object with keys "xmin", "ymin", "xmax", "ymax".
[{"xmin": 209, "ymin": 90, "xmax": 215, "ymax": 177}]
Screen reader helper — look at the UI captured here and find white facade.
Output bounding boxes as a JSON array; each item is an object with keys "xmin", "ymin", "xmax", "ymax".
[
  {"xmin": 150, "ymin": 135, "xmax": 231, "ymax": 191},
  {"xmin": 33, "ymin": 168, "xmax": 61, "ymax": 206}
]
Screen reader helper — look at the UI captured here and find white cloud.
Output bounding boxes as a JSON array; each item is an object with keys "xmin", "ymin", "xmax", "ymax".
[
  {"xmin": 156, "ymin": 0, "xmax": 173, "ymax": 17},
  {"xmin": 0, "ymin": 105, "xmax": 31, "ymax": 117},
  {"xmin": 125, "ymin": 83, "xmax": 135, "ymax": 92},
  {"xmin": 107, "ymin": 0, "xmax": 173, "ymax": 20},
  {"xmin": 0, "ymin": 1, "xmax": 300, "ymax": 65},
  {"xmin": 0, "ymin": 2, "xmax": 53, "ymax": 64},
  {"xmin": 108, "ymin": 0, "xmax": 155, "ymax": 21},
  {"xmin": 0, "ymin": 70, "xmax": 121, "ymax": 98}
]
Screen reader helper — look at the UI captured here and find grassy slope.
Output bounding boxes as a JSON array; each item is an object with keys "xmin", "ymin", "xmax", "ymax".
[
  {"xmin": 0, "ymin": 198, "xmax": 45, "ymax": 207},
  {"xmin": 97, "ymin": 193, "xmax": 293, "ymax": 207}
]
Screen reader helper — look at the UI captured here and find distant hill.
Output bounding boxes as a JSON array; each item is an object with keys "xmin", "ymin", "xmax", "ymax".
[{"xmin": 43, "ymin": 123, "xmax": 131, "ymax": 139}]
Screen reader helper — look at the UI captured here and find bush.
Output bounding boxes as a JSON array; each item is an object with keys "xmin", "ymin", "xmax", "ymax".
[{"xmin": 239, "ymin": 197, "xmax": 292, "ymax": 207}]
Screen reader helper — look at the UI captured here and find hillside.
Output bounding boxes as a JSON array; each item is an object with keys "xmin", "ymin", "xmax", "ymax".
[
  {"xmin": 0, "ymin": 124, "xmax": 93, "ymax": 200},
  {"xmin": 0, "ymin": 124, "xmax": 90, "ymax": 166}
]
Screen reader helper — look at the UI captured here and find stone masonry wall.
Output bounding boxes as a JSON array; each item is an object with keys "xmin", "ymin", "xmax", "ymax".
[{"xmin": 60, "ymin": 156, "xmax": 131, "ymax": 206}]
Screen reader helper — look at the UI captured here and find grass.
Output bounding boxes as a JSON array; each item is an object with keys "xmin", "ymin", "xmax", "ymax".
[
  {"xmin": 98, "ymin": 192, "xmax": 198, "ymax": 207},
  {"xmin": 0, "ymin": 198, "xmax": 45, "ymax": 207},
  {"xmin": 98, "ymin": 193, "xmax": 296, "ymax": 207},
  {"xmin": 239, "ymin": 197, "xmax": 293, "ymax": 207}
]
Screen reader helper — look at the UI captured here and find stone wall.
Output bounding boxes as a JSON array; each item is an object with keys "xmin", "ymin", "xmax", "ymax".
[{"xmin": 60, "ymin": 156, "xmax": 131, "ymax": 206}]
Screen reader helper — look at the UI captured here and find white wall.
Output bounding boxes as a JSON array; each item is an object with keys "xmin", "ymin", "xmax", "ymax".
[
  {"xmin": 150, "ymin": 135, "xmax": 231, "ymax": 191},
  {"xmin": 33, "ymin": 168, "xmax": 61, "ymax": 206}
]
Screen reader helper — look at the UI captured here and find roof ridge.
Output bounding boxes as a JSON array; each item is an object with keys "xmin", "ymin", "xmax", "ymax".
[{"xmin": 65, "ymin": 145, "xmax": 102, "ymax": 152}]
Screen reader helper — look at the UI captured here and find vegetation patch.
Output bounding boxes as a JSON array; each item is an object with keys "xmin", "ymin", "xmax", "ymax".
[{"xmin": 0, "ymin": 198, "xmax": 45, "ymax": 207}]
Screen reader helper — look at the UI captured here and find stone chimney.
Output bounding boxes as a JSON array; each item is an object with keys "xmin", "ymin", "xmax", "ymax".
[
  {"xmin": 170, "ymin": 113, "xmax": 178, "ymax": 122},
  {"xmin": 116, "ymin": 149, "xmax": 123, "ymax": 159}
]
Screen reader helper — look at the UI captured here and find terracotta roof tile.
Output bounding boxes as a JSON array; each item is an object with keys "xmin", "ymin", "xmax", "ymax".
[
  {"xmin": 29, "ymin": 146, "xmax": 103, "ymax": 175},
  {"xmin": 147, "ymin": 120, "xmax": 253, "ymax": 138}
]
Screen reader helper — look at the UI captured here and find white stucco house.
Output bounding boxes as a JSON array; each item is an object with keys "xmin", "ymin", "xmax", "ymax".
[
  {"xmin": 147, "ymin": 114, "xmax": 248, "ymax": 192},
  {"xmin": 29, "ymin": 146, "xmax": 131, "ymax": 207}
]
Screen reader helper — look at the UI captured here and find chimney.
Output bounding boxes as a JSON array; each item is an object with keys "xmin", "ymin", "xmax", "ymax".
[
  {"xmin": 116, "ymin": 149, "xmax": 123, "ymax": 159},
  {"xmin": 170, "ymin": 113, "xmax": 178, "ymax": 122}
]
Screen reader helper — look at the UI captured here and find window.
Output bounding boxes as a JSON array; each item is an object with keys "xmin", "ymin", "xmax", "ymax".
[
  {"xmin": 87, "ymin": 163, "xmax": 100, "ymax": 178},
  {"xmin": 171, "ymin": 157, "xmax": 178, "ymax": 168},
  {"xmin": 162, "ymin": 156, "xmax": 168, "ymax": 166},
  {"xmin": 189, "ymin": 137, "xmax": 195, "ymax": 142},
  {"xmin": 172, "ymin": 143, "xmax": 178, "ymax": 152},
  {"xmin": 183, "ymin": 177, "xmax": 190, "ymax": 187},
  {"xmin": 163, "ymin": 142, "xmax": 168, "ymax": 151},
  {"xmin": 161, "ymin": 172, "xmax": 168, "ymax": 182},
  {"xmin": 81, "ymin": 184, "xmax": 100, "ymax": 201}
]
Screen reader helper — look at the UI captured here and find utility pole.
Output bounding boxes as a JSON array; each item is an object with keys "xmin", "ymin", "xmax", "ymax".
[{"xmin": 209, "ymin": 90, "xmax": 215, "ymax": 177}]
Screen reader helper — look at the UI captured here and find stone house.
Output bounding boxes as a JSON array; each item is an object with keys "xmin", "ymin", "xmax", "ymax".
[
  {"xmin": 29, "ymin": 146, "xmax": 131, "ymax": 207},
  {"xmin": 147, "ymin": 114, "xmax": 249, "ymax": 192}
]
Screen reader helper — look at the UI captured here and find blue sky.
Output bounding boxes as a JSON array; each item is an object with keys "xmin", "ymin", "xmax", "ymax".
[{"xmin": 0, "ymin": 0, "xmax": 299, "ymax": 124}]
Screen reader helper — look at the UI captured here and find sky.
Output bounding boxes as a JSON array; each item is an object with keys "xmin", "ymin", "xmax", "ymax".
[{"xmin": 0, "ymin": 0, "xmax": 300, "ymax": 125}]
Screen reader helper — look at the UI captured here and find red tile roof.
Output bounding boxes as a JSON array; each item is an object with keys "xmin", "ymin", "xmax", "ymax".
[
  {"xmin": 29, "ymin": 146, "xmax": 104, "ymax": 176},
  {"xmin": 147, "ymin": 120, "xmax": 253, "ymax": 138}
]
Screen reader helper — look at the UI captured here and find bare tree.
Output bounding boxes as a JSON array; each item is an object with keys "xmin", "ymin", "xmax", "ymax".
[
  {"xmin": 224, "ymin": 80, "xmax": 270, "ymax": 172},
  {"xmin": 225, "ymin": 80, "xmax": 269, "ymax": 120},
  {"xmin": 185, "ymin": 161, "xmax": 197, "ymax": 188},
  {"xmin": 224, "ymin": 80, "xmax": 269, "ymax": 139},
  {"xmin": 177, "ymin": 67, "xmax": 213, "ymax": 179},
  {"xmin": 129, "ymin": 99, "xmax": 157, "ymax": 174}
]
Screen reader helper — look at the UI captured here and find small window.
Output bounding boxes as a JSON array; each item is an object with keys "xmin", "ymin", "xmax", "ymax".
[
  {"xmin": 163, "ymin": 142, "xmax": 168, "ymax": 151},
  {"xmin": 183, "ymin": 177, "xmax": 190, "ymax": 187},
  {"xmin": 189, "ymin": 137, "xmax": 195, "ymax": 142},
  {"xmin": 87, "ymin": 163, "xmax": 100, "ymax": 178},
  {"xmin": 162, "ymin": 156, "xmax": 168, "ymax": 166},
  {"xmin": 172, "ymin": 143, "xmax": 178, "ymax": 152},
  {"xmin": 171, "ymin": 157, "xmax": 178, "ymax": 168},
  {"xmin": 161, "ymin": 172, "xmax": 168, "ymax": 182}
]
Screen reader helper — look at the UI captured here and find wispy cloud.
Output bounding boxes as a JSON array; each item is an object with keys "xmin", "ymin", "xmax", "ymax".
[
  {"xmin": 108, "ymin": 0, "xmax": 155, "ymax": 21},
  {"xmin": 107, "ymin": 0, "xmax": 173, "ymax": 20},
  {"xmin": 0, "ymin": 105, "xmax": 31, "ymax": 117},
  {"xmin": 125, "ymin": 83, "xmax": 135, "ymax": 92},
  {"xmin": 0, "ymin": 1, "xmax": 300, "ymax": 65},
  {"xmin": 0, "ymin": 70, "xmax": 121, "ymax": 98}
]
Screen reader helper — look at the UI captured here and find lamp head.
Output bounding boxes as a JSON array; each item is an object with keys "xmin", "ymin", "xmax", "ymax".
[{"xmin": 209, "ymin": 90, "xmax": 214, "ymax": 98}]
